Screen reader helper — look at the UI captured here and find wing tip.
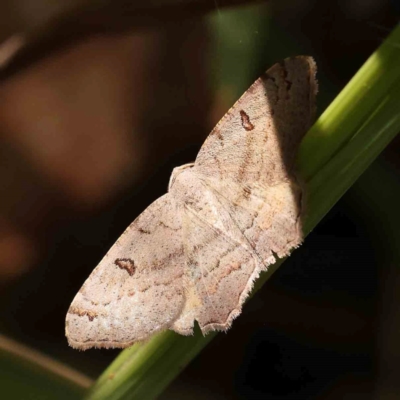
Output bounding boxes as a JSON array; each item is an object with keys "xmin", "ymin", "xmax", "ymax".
[{"xmin": 286, "ymin": 55, "xmax": 318, "ymax": 120}]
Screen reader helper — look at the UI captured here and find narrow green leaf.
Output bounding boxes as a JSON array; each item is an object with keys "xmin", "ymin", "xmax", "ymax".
[
  {"xmin": 298, "ymin": 24, "xmax": 400, "ymax": 181},
  {"xmin": 0, "ymin": 334, "xmax": 91, "ymax": 400},
  {"xmin": 86, "ymin": 330, "xmax": 215, "ymax": 400}
]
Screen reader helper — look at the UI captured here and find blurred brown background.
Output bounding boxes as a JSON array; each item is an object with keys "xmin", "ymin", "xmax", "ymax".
[{"xmin": 0, "ymin": 0, "xmax": 399, "ymax": 398}]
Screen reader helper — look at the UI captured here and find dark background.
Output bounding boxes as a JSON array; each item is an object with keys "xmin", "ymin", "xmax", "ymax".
[{"xmin": 0, "ymin": 0, "xmax": 399, "ymax": 398}]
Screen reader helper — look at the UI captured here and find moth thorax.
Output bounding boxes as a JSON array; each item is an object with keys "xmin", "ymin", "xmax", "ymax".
[{"xmin": 168, "ymin": 163, "xmax": 195, "ymax": 190}]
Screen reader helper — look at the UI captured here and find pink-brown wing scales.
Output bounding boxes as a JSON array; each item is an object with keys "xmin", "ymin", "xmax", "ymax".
[
  {"xmin": 171, "ymin": 202, "xmax": 262, "ymax": 335},
  {"xmin": 205, "ymin": 178, "xmax": 303, "ymax": 265},
  {"xmin": 66, "ymin": 194, "xmax": 186, "ymax": 349},
  {"xmin": 192, "ymin": 56, "xmax": 317, "ymax": 266},
  {"xmin": 194, "ymin": 56, "xmax": 317, "ymax": 186}
]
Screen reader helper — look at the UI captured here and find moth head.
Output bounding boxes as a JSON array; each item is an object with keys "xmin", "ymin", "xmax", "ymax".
[{"xmin": 168, "ymin": 163, "xmax": 195, "ymax": 190}]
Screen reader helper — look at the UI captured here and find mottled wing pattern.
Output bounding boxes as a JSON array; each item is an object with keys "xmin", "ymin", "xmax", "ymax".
[
  {"xmin": 172, "ymin": 201, "xmax": 261, "ymax": 335},
  {"xmin": 170, "ymin": 172, "xmax": 302, "ymax": 335},
  {"xmin": 192, "ymin": 56, "xmax": 316, "ymax": 267},
  {"xmin": 206, "ymin": 178, "xmax": 302, "ymax": 265},
  {"xmin": 194, "ymin": 56, "xmax": 317, "ymax": 186},
  {"xmin": 66, "ymin": 194, "xmax": 186, "ymax": 349}
]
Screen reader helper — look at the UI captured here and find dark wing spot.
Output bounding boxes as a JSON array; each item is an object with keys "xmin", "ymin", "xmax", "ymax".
[
  {"xmin": 68, "ymin": 307, "xmax": 98, "ymax": 321},
  {"xmin": 243, "ymin": 186, "xmax": 252, "ymax": 199},
  {"xmin": 211, "ymin": 127, "xmax": 224, "ymax": 145},
  {"xmin": 115, "ymin": 258, "xmax": 136, "ymax": 276},
  {"xmin": 279, "ymin": 63, "xmax": 292, "ymax": 94},
  {"xmin": 240, "ymin": 110, "xmax": 255, "ymax": 131}
]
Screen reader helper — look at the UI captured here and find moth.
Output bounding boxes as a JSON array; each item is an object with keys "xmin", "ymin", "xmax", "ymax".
[{"xmin": 66, "ymin": 56, "xmax": 317, "ymax": 349}]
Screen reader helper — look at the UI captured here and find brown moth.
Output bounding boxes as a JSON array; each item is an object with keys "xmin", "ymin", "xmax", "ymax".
[{"xmin": 66, "ymin": 56, "xmax": 317, "ymax": 349}]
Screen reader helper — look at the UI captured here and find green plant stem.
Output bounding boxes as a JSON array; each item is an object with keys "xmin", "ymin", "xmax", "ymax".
[
  {"xmin": 304, "ymin": 77, "xmax": 400, "ymax": 234},
  {"xmin": 298, "ymin": 23, "xmax": 400, "ymax": 181},
  {"xmin": 86, "ymin": 331, "xmax": 215, "ymax": 400},
  {"xmin": 0, "ymin": 334, "xmax": 91, "ymax": 399}
]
